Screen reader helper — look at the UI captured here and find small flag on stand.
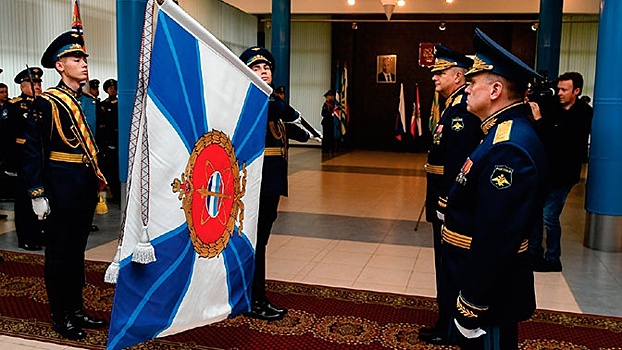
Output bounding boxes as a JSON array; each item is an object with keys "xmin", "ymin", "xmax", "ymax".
[
  {"xmin": 395, "ymin": 83, "xmax": 406, "ymax": 141},
  {"xmin": 429, "ymin": 90, "xmax": 441, "ymax": 133},
  {"xmin": 410, "ymin": 83, "xmax": 422, "ymax": 138}
]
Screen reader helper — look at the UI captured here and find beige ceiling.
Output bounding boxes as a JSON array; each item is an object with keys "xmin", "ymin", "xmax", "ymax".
[{"xmin": 222, "ymin": 0, "xmax": 599, "ymax": 15}]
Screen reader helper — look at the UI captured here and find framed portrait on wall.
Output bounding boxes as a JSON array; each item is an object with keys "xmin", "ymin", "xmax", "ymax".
[{"xmin": 377, "ymin": 54, "xmax": 397, "ymax": 83}]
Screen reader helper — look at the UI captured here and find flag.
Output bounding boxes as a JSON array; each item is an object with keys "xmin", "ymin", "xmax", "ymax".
[
  {"xmin": 332, "ymin": 64, "xmax": 343, "ymax": 141},
  {"xmin": 339, "ymin": 64, "xmax": 348, "ymax": 135},
  {"xmin": 429, "ymin": 90, "xmax": 441, "ymax": 133},
  {"xmin": 71, "ymin": 0, "xmax": 84, "ymax": 36},
  {"xmin": 106, "ymin": 1, "xmax": 271, "ymax": 349},
  {"xmin": 395, "ymin": 83, "xmax": 406, "ymax": 141},
  {"xmin": 410, "ymin": 83, "xmax": 422, "ymax": 137}
]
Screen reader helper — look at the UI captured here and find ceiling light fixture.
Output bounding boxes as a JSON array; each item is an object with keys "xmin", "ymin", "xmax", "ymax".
[
  {"xmin": 446, "ymin": 0, "xmax": 454, "ymax": 3},
  {"xmin": 380, "ymin": 0, "xmax": 397, "ymax": 20},
  {"xmin": 439, "ymin": 22, "xmax": 447, "ymax": 31},
  {"xmin": 397, "ymin": 0, "xmax": 406, "ymax": 6},
  {"xmin": 347, "ymin": 0, "xmax": 355, "ymax": 5}
]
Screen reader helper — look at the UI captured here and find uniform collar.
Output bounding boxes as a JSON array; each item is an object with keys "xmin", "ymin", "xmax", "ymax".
[
  {"xmin": 445, "ymin": 84, "xmax": 467, "ymax": 108},
  {"xmin": 480, "ymin": 101, "xmax": 525, "ymax": 135},
  {"xmin": 19, "ymin": 93, "xmax": 35, "ymax": 101},
  {"xmin": 56, "ymin": 80, "xmax": 82, "ymax": 98}
]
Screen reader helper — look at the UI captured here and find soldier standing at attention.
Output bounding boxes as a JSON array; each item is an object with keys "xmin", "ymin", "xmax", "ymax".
[
  {"xmin": 98, "ymin": 78, "xmax": 119, "ymax": 202},
  {"xmin": 441, "ymin": 28, "xmax": 547, "ymax": 349},
  {"xmin": 22, "ymin": 31, "xmax": 107, "ymax": 340},
  {"xmin": 420, "ymin": 45, "xmax": 483, "ymax": 346},
  {"xmin": 239, "ymin": 46, "xmax": 310, "ymax": 321},
  {"xmin": 5, "ymin": 67, "xmax": 46, "ymax": 251}
]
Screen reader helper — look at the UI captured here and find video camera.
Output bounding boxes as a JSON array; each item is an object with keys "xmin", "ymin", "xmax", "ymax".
[{"xmin": 527, "ymin": 78, "xmax": 558, "ymax": 118}]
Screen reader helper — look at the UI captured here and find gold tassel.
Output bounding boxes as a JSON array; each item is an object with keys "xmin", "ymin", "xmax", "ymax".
[{"xmin": 95, "ymin": 191, "xmax": 108, "ymax": 215}]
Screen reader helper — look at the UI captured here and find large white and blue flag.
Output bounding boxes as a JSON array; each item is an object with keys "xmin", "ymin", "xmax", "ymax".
[{"xmin": 106, "ymin": 1, "xmax": 270, "ymax": 349}]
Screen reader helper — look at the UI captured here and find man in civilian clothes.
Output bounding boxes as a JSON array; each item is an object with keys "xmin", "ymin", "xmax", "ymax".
[
  {"xmin": 22, "ymin": 31, "xmax": 107, "ymax": 340},
  {"xmin": 441, "ymin": 28, "xmax": 547, "ymax": 349},
  {"xmin": 419, "ymin": 45, "xmax": 483, "ymax": 345}
]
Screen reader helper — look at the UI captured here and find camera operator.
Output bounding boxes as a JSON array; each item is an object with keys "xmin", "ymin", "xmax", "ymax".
[{"xmin": 528, "ymin": 71, "xmax": 593, "ymax": 272}]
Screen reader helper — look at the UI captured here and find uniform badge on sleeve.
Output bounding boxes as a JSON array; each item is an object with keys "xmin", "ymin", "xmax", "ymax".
[
  {"xmin": 490, "ymin": 165, "xmax": 513, "ymax": 189},
  {"xmin": 451, "ymin": 117, "xmax": 464, "ymax": 132}
]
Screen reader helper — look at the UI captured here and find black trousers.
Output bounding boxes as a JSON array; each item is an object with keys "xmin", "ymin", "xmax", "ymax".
[
  {"xmin": 14, "ymin": 175, "xmax": 44, "ymax": 246},
  {"xmin": 251, "ymin": 193, "xmax": 280, "ymax": 302},
  {"xmin": 432, "ymin": 221, "xmax": 452, "ymax": 336}
]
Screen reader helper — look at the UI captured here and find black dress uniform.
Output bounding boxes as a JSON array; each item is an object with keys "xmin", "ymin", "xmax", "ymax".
[
  {"xmin": 423, "ymin": 45, "xmax": 483, "ymax": 343},
  {"xmin": 97, "ymin": 79, "xmax": 120, "ymax": 201},
  {"xmin": 240, "ymin": 46, "xmax": 310, "ymax": 321},
  {"xmin": 22, "ymin": 31, "xmax": 107, "ymax": 340},
  {"xmin": 5, "ymin": 67, "xmax": 46, "ymax": 250},
  {"xmin": 440, "ymin": 29, "xmax": 547, "ymax": 349}
]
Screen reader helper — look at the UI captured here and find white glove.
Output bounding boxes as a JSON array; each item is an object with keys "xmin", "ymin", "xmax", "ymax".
[
  {"xmin": 310, "ymin": 136, "xmax": 322, "ymax": 142},
  {"xmin": 454, "ymin": 319, "xmax": 486, "ymax": 339},
  {"xmin": 32, "ymin": 197, "xmax": 51, "ymax": 220}
]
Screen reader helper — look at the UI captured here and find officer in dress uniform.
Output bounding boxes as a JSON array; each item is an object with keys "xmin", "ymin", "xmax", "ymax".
[
  {"xmin": 440, "ymin": 28, "xmax": 547, "ymax": 349},
  {"xmin": 4, "ymin": 67, "xmax": 46, "ymax": 251},
  {"xmin": 239, "ymin": 46, "xmax": 310, "ymax": 321},
  {"xmin": 420, "ymin": 45, "xmax": 483, "ymax": 345},
  {"xmin": 97, "ymin": 78, "xmax": 119, "ymax": 201},
  {"xmin": 22, "ymin": 31, "xmax": 107, "ymax": 340}
]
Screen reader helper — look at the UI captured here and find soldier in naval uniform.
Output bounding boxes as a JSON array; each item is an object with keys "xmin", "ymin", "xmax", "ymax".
[
  {"xmin": 22, "ymin": 31, "xmax": 107, "ymax": 340},
  {"xmin": 239, "ymin": 46, "xmax": 310, "ymax": 321},
  {"xmin": 420, "ymin": 45, "xmax": 483, "ymax": 345},
  {"xmin": 4, "ymin": 67, "xmax": 46, "ymax": 251},
  {"xmin": 440, "ymin": 28, "xmax": 547, "ymax": 349}
]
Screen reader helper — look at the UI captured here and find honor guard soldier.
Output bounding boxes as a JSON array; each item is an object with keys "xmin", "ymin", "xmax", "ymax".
[
  {"xmin": 440, "ymin": 28, "xmax": 547, "ymax": 349},
  {"xmin": 420, "ymin": 45, "xmax": 483, "ymax": 346},
  {"xmin": 4, "ymin": 67, "xmax": 46, "ymax": 251},
  {"xmin": 239, "ymin": 46, "xmax": 310, "ymax": 321},
  {"xmin": 22, "ymin": 31, "xmax": 107, "ymax": 340}
]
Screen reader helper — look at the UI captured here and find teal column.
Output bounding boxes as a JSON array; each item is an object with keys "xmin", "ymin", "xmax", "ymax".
[
  {"xmin": 271, "ymin": 0, "xmax": 290, "ymax": 100},
  {"xmin": 536, "ymin": 0, "xmax": 563, "ymax": 81},
  {"xmin": 116, "ymin": 0, "xmax": 147, "ymax": 206},
  {"xmin": 585, "ymin": 0, "xmax": 622, "ymax": 251}
]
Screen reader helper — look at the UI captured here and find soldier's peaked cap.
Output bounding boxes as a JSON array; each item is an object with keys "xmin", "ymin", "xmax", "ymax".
[
  {"xmin": 466, "ymin": 28, "xmax": 543, "ymax": 89},
  {"xmin": 14, "ymin": 67, "xmax": 43, "ymax": 84},
  {"xmin": 239, "ymin": 46, "xmax": 274, "ymax": 71},
  {"xmin": 41, "ymin": 31, "xmax": 88, "ymax": 69},
  {"xmin": 431, "ymin": 45, "xmax": 473, "ymax": 73}
]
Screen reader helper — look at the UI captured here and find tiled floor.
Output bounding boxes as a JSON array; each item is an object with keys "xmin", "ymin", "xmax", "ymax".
[{"xmin": 1, "ymin": 147, "xmax": 621, "ymax": 349}]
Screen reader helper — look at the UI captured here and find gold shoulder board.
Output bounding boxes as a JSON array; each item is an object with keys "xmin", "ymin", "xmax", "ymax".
[
  {"xmin": 493, "ymin": 120, "xmax": 512, "ymax": 144},
  {"xmin": 9, "ymin": 96, "xmax": 22, "ymax": 103},
  {"xmin": 452, "ymin": 94, "xmax": 463, "ymax": 106}
]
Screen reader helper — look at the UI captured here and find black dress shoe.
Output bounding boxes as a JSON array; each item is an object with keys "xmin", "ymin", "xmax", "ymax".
[
  {"xmin": 533, "ymin": 259, "xmax": 562, "ymax": 272},
  {"xmin": 72, "ymin": 310, "xmax": 107, "ymax": 328},
  {"xmin": 0, "ymin": 214, "xmax": 7, "ymax": 220},
  {"xmin": 19, "ymin": 243, "xmax": 42, "ymax": 251},
  {"xmin": 264, "ymin": 299, "xmax": 287, "ymax": 315},
  {"xmin": 53, "ymin": 314, "xmax": 86, "ymax": 340},
  {"xmin": 245, "ymin": 301, "xmax": 285, "ymax": 321},
  {"xmin": 90, "ymin": 225, "xmax": 99, "ymax": 232},
  {"xmin": 418, "ymin": 331, "xmax": 446, "ymax": 345}
]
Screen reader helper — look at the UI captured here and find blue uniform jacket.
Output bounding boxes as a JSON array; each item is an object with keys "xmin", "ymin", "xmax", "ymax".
[
  {"xmin": 261, "ymin": 96, "xmax": 310, "ymax": 197},
  {"xmin": 425, "ymin": 84, "xmax": 483, "ymax": 223},
  {"xmin": 441, "ymin": 102, "xmax": 547, "ymax": 328},
  {"xmin": 21, "ymin": 82, "xmax": 99, "ymax": 209}
]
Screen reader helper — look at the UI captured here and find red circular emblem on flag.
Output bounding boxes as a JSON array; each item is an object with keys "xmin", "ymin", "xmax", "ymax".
[{"xmin": 172, "ymin": 130, "xmax": 244, "ymax": 258}]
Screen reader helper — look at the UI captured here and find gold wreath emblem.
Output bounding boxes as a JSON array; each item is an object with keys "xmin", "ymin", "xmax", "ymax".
[{"xmin": 171, "ymin": 130, "xmax": 247, "ymax": 258}]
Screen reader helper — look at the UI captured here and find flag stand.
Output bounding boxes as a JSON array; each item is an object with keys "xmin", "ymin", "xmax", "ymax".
[{"xmin": 413, "ymin": 200, "xmax": 426, "ymax": 232}]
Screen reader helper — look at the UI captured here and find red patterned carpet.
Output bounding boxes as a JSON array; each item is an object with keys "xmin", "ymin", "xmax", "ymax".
[{"xmin": 1, "ymin": 250, "xmax": 622, "ymax": 349}]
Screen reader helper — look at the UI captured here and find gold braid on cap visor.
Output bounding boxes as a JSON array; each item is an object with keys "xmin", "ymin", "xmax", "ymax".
[
  {"xmin": 431, "ymin": 58, "xmax": 457, "ymax": 72},
  {"xmin": 246, "ymin": 55, "xmax": 272, "ymax": 68},
  {"xmin": 57, "ymin": 44, "xmax": 87, "ymax": 58},
  {"xmin": 466, "ymin": 55, "xmax": 494, "ymax": 75}
]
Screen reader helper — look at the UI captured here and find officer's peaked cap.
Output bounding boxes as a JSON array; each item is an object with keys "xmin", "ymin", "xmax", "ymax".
[
  {"xmin": 103, "ymin": 78, "xmax": 117, "ymax": 91},
  {"xmin": 41, "ymin": 31, "xmax": 88, "ymax": 69},
  {"xmin": 466, "ymin": 28, "xmax": 543, "ymax": 89},
  {"xmin": 239, "ymin": 46, "xmax": 274, "ymax": 71},
  {"xmin": 14, "ymin": 67, "xmax": 43, "ymax": 84},
  {"xmin": 431, "ymin": 45, "xmax": 473, "ymax": 73}
]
